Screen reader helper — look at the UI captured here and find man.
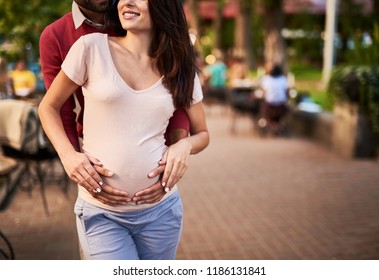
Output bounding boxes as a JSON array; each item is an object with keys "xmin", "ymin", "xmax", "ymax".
[{"xmin": 39, "ymin": 0, "xmax": 190, "ymax": 206}]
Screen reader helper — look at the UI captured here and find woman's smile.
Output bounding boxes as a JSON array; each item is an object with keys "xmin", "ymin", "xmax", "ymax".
[{"xmin": 122, "ymin": 11, "xmax": 140, "ymax": 20}]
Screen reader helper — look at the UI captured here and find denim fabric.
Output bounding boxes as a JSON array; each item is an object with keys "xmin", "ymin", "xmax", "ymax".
[{"xmin": 74, "ymin": 191, "xmax": 183, "ymax": 260}]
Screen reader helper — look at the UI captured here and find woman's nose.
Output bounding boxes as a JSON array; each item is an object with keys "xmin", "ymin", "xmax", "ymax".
[{"xmin": 119, "ymin": 0, "xmax": 135, "ymax": 4}]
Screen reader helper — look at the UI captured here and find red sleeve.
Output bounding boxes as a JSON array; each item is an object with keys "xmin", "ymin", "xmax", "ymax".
[
  {"xmin": 39, "ymin": 24, "xmax": 80, "ymax": 150},
  {"xmin": 164, "ymin": 108, "xmax": 190, "ymax": 145}
]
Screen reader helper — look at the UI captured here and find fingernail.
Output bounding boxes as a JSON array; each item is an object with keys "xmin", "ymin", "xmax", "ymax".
[
  {"xmin": 92, "ymin": 189, "xmax": 97, "ymax": 193},
  {"xmin": 165, "ymin": 187, "xmax": 170, "ymax": 193},
  {"xmin": 162, "ymin": 182, "xmax": 166, "ymax": 187},
  {"xmin": 96, "ymin": 188, "xmax": 101, "ymax": 193},
  {"xmin": 98, "ymin": 161, "xmax": 103, "ymax": 166},
  {"xmin": 148, "ymin": 172, "xmax": 155, "ymax": 177},
  {"xmin": 99, "ymin": 181, "xmax": 103, "ymax": 186},
  {"xmin": 108, "ymin": 171, "xmax": 114, "ymax": 176}
]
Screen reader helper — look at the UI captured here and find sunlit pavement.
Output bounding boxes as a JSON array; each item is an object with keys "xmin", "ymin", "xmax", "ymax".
[{"xmin": 1, "ymin": 104, "xmax": 379, "ymax": 260}]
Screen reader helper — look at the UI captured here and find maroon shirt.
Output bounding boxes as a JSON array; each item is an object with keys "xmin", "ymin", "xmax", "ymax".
[{"xmin": 39, "ymin": 12, "xmax": 189, "ymax": 150}]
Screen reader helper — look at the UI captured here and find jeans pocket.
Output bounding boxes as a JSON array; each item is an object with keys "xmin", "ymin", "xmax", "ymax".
[{"xmin": 74, "ymin": 197, "xmax": 86, "ymax": 218}]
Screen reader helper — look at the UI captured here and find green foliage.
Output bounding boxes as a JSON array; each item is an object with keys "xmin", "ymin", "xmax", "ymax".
[
  {"xmin": 344, "ymin": 23, "xmax": 379, "ymax": 66},
  {"xmin": 328, "ymin": 66, "xmax": 379, "ymax": 134},
  {"xmin": 309, "ymin": 90, "xmax": 334, "ymax": 112},
  {"xmin": 220, "ymin": 19, "xmax": 235, "ymax": 50},
  {"xmin": 0, "ymin": 0, "xmax": 71, "ymax": 60},
  {"xmin": 285, "ymin": 12, "xmax": 324, "ymax": 64},
  {"xmin": 289, "ymin": 63, "xmax": 333, "ymax": 111},
  {"xmin": 289, "ymin": 63, "xmax": 321, "ymax": 80}
]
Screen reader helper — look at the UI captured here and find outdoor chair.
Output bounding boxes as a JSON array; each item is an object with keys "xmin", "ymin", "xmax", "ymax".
[
  {"xmin": 0, "ymin": 99, "xmax": 69, "ymax": 215},
  {"xmin": 228, "ymin": 86, "xmax": 261, "ymax": 134},
  {"xmin": 0, "ymin": 230, "xmax": 14, "ymax": 260},
  {"xmin": 0, "ymin": 155, "xmax": 18, "ymax": 210}
]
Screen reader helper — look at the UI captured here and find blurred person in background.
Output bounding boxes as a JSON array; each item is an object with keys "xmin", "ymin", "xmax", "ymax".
[
  {"xmin": 228, "ymin": 55, "xmax": 250, "ymax": 88},
  {"xmin": 203, "ymin": 49, "xmax": 229, "ymax": 105},
  {"xmin": 258, "ymin": 63, "xmax": 288, "ymax": 135},
  {"xmin": 9, "ymin": 59, "xmax": 36, "ymax": 98},
  {"xmin": 0, "ymin": 57, "xmax": 15, "ymax": 99}
]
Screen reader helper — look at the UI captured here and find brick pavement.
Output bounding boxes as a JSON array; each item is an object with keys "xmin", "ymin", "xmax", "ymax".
[{"xmin": 1, "ymin": 105, "xmax": 379, "ymax": 260}]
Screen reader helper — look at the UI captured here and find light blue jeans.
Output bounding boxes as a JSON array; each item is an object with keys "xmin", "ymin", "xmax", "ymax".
[{"xmin": 74, "ymin": 191, "xmax": 183, "ymax": 260}]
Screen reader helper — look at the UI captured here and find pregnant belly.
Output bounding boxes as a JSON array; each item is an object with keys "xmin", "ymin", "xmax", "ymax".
[
  {"xmin": 83, "ymin": 145, "xmax": 164, "ymax": 197},
  {"xmin": 102, "ymin": 159, "xmax": 160, "ymax": 197}
]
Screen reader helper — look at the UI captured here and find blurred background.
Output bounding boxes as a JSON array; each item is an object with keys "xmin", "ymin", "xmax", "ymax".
[
  {"xmin": 1, "ymin": 0, "xmax": 378, "ymax": 107},
  {"xmin": 0, "ymin": 0, "xmax": 379, "ymax": 260}
]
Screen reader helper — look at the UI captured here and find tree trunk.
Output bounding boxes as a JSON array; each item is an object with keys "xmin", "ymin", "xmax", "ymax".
[
  {"xmin": 373, "ymin": 0, "xmax": 379, "ymax": 20},
  {"xmin": 235, "ymin": 0, "xmax": 255, "ymax": 70},
  {"xmin": 213, "ymin": 0, "xmax": 224, "ymax": 50},
  {"xmin": 186, "ymin": 0, "xmax": 202, "ymax": 54},
  {"xmin": 262, "ymin": 0, "xmax": 286, "ymax": 70}
]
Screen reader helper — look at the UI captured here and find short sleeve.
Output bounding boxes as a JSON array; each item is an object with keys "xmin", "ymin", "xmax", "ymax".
[
  {"xmin": 192, "ymin": 73, "xmax": 203, "ymax": 105},
  {"xmin": 61, "ymin": 36, "xmax": 87, "ymax": 86}
]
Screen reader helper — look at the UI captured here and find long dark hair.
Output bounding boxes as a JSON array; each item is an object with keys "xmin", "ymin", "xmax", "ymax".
[{"xmin": 106, "ymin": 0, "xmax": 197, "ymax": 109}]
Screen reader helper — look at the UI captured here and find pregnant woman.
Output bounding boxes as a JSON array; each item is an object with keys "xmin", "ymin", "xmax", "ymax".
[{"xmin": 38, "ymin": 0, "xmax": 209, "ymax": 260}]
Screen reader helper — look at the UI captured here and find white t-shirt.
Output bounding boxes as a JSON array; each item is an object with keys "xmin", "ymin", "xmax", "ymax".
[
  {"xmin": 62, "ymin": 33, "xmax": 203, "ymax": 211},
  {"xmin": 261, "ymin": 75, "xmax": 287, "ymax": 105}
]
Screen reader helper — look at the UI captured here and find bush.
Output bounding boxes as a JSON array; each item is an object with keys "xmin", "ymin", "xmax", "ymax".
[
  {"xmin": 328, "ymin": 66, "xmax": 379, "ymax": 135},
  {"xmin": 344, "ymin": 23, "xmax": 379, "ymax": 66}
]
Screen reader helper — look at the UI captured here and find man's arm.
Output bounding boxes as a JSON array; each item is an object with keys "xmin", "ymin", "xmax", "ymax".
[{"xmin": 40, "ymin": 29, "xmax": 81, "ymax": 150}]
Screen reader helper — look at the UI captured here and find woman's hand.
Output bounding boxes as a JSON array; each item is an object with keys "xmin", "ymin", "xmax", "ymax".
[
  {"xmin": 60, "ymin": 150, "xmax": 104, "ymax": 193},
  {"xmin": 60, "ymin": 151, "xmax": 129, "ymax": 198},
  {"xmin": 160, "ymin": 138, "xmax": 192, "ymax": 192}
]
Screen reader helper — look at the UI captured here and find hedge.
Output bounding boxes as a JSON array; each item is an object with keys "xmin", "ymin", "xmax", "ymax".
[{"xmin": 328, "ymin": 66, "xmax": 379, "ymax": 135}]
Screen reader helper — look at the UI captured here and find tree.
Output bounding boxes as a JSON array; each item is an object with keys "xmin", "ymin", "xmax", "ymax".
[
  {"xmin": 260, "ymin": 0, "xmax": 286, "ymax": 70},
  {"xmin": 0, "ymin": 0, "xmax": 71, "ymax": 61},
  {"xmin": 213, "ymin": 0, "xmax": 226, "ymax": 50},
  {"xmin": 185, "ymin": 0, "xmax": 203, "ymax": 55},
  {"xmin": 235, "ymin": 0, "xmax": 255, "ymax": 70},
  {"xmin": 374, "ymin": 0, "xmax": 379, "ymax": 20}
]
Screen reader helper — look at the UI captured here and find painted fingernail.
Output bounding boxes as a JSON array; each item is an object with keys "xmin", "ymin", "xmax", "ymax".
[
  {"xmin": 162, "ymin": 182, "xmax": 166, "ymax": 187},
  {"xmin": 148, "ymin": 172, "xmax": 155, "ymax": 177},
  {"xmin": 96, "ymin": 188, "xmax": 101, "ymax": 193},
  {"xmin": 165, "ymin": 187, "xmax": 170, "ymax": 193},
  {"xmin": 99, "ymin": 181, "xmax": 103, "ymax": 186},
  {"xmin": 92, "ymin": 189, "xmax": 97, "ymax": 193},
  {"xmin": 108, "ymin": 171, "xmax": 114, "ymax": 176}
]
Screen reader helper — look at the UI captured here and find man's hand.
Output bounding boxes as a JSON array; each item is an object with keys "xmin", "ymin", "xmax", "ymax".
[{"xmin": 89, "ymin": 182, "xmax": 131, "ymax": 206}]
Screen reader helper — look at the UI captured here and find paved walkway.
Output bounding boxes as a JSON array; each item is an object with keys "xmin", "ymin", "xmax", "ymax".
[{"xmin": 1, "ymin": 105, "xmax": 379, "ymax": 260}]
